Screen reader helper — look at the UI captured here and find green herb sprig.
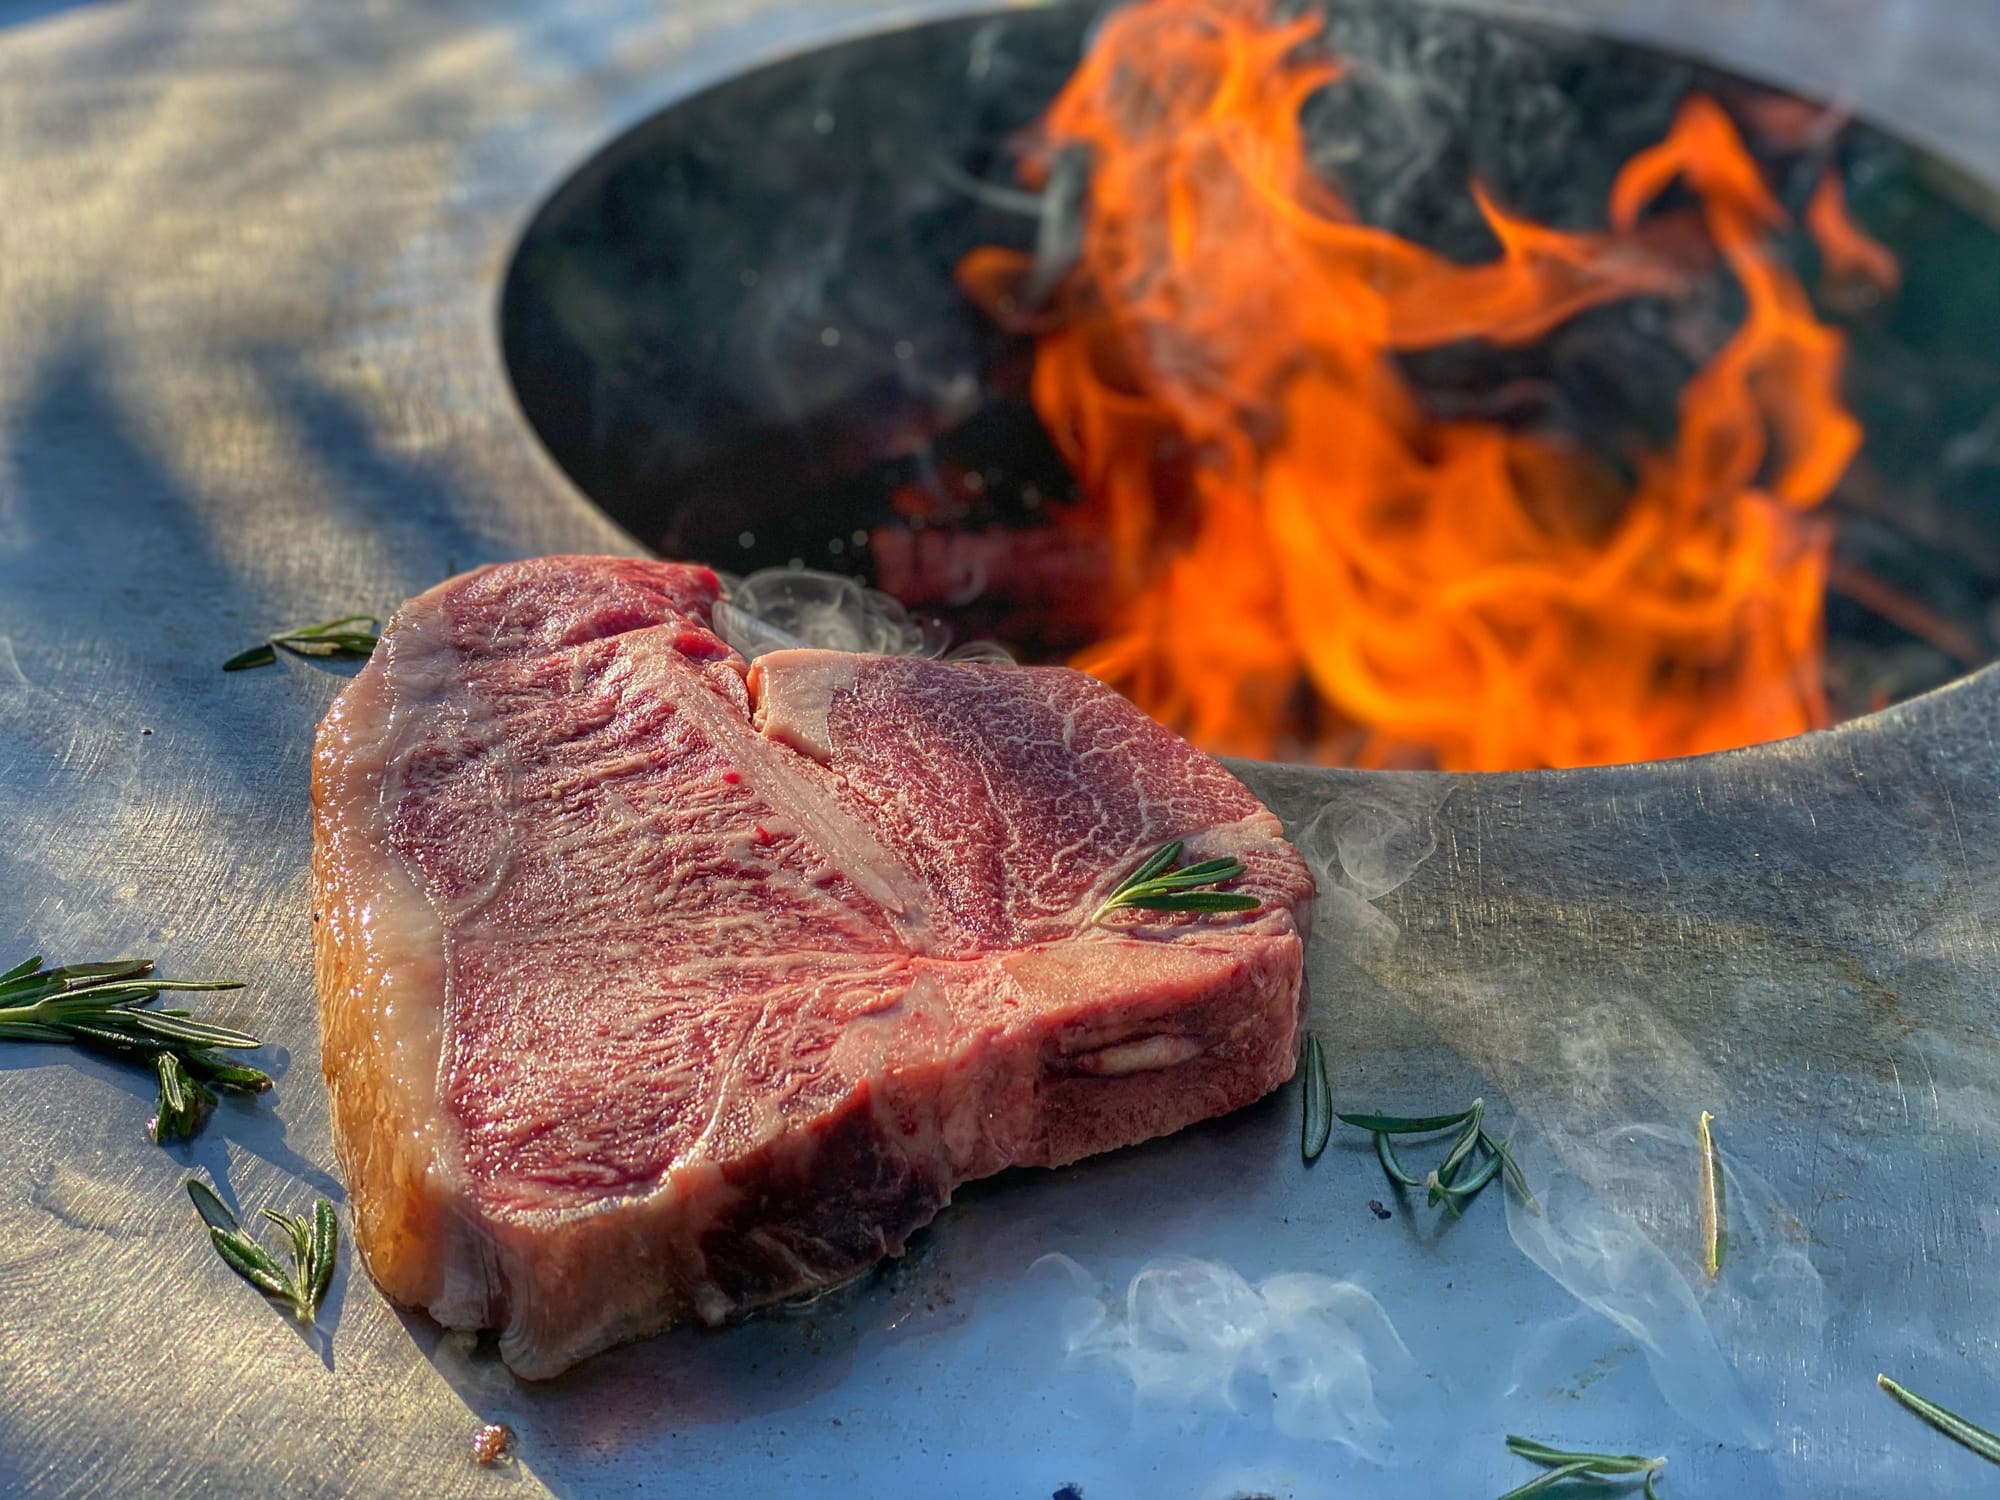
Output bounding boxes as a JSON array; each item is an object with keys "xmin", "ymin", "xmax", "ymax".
[
  {"xmin": 223, "ymin": 615, "xmax": 381, "ymax": 672},
  {"xmin": 1336, "ymin": 1098, "xmax": 1538, "ymax": 1216},
  {"xmin": 0, "ymin": 956, "xmax": 269, "ymax": 1143},
  {"xmin": 1091, "ymin": 840, "xmax": 1259, "ymax": 925},
  {"xmin": 186, "ymin": 1178, "xmax": 338, "ymax": 1327},
  {"xmin": 1878, "ymin": 1375, "xmax": 2000, "ymax": 1467},
  {"xmin": 1496, "ymin": 1435, "xmax": 1666, "ymax": 1499}
]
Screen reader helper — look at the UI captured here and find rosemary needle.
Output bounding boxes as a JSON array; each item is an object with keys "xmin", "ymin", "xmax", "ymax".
[
  {"xmin": 1877, "ymin": 1374, "xmax": 2000, "ymax": 1467},
  {"xmin": 152, "ymin": 1052, "xmax": 211, "ymax": 1143},
  {"xmin": 1697, "ymin": 1109, "xmax": 1726, "ymax": 1277},
  {"xmin": 1335, "ymin": 1106, "xmax": 1476, "ymax": 1134},
  {"xmin": 1493, "ymin": 1135, "xmax": 1540, "ymax": 1216},
  {"xmin": 1505, "ymin": 1437, "xmax": 1664, "ymax": 1473},
  {"xmin": 1429, "ymin": 1099, "xmax": 1487, "ymax": 1210},
  {"xmin": 1498, "ymin": 1436, "xmax": 1667, "ymax": 1499},
  {"xmin": 1493, "ymin": 1459, "xmax": 1600, "ymax": 1500},
  {"xmin": 1300, "ymin": 1034, "xmax": 1332, "ymax": 1162},
  {"xmin": 187, "ymin": 1179, "xmax": 340, "ymax": 1327},
  {"xmin": 1091, "ymin": 839, "xmax": 1260, "ymax": 924},
  {"xmin": 1374, "ymin": 1129, "xmax": 1425, "ymax": 1188},
  {"xmin": 223, "ymin": 614, "xmax": 381, "ymax": 671}
]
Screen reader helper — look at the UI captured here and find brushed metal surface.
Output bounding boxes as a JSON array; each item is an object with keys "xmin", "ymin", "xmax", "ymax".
[{"xmin": 0, "ymin": 1, "xmax": 1996, "ymax": 1497}]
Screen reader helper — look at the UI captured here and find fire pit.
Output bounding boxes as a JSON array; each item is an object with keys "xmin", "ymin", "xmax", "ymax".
[{"xmin": 503, "ymin": 0, "xmax": 2000, "ymax": 771}]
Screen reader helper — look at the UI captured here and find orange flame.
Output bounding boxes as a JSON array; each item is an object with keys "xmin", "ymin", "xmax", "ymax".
[
  {"xmin": 1806, "ymin": 169, "xmax": 1901, "ymax": 297},
  {"xmin": 959, "ymin": 0, "xmax": 1878, "ymax": 769}
]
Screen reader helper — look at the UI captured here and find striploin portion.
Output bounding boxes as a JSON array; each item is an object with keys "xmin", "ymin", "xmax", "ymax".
[{"xmin": 312, "ymin": 556, "xmax": 1313, "ymax": 1377}]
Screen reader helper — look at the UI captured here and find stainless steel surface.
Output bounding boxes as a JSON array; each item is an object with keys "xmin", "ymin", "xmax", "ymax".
[{"xmin": 0, "ymin": 1, "xmax": 1996, "ymax": 1496}]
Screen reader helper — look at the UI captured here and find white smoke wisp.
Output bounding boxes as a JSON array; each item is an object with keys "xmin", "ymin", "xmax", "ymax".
[
  {"xmin": 1502, "ymin": 1120, "xmax": 1824, "ymax": 1452},
  {"xmin": 715, "ymin": 567, "xmax": 1013, "ymax": 664},
  {"xmin": 1037, "ymin": 1254, "xmax": 1428, "ymax": 1459},
  {"xmin": 1504, "ymin": 1164, "xmax": 1762, "ymax": 1446},
  {"xmin": 1295, "ymin": 780, "xmax": 1449, "ymax": 950}
]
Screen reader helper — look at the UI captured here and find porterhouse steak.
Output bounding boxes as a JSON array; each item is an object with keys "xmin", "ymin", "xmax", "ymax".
[{"xmin": 313, "ymin": 556, "xmax": 1313, "ymax": 1376}]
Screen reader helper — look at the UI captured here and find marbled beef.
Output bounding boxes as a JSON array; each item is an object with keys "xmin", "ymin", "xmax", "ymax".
[{"xmin": 312, "ymin": 556, "xmax": 1312, "ymax": 1377}]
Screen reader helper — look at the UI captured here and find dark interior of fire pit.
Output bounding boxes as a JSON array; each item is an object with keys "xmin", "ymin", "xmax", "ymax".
[{"xmin": 500, "ymin": 0, "xmax": 2000, "ymax": 748}]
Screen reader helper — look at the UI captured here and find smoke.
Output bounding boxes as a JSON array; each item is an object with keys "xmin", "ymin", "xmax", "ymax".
[
  {"xmin": 715, "ymin": 566, "xmax": 1012, "ymax": 663},
  {"xmin": 1505, "ymin": 1143, "xmax": 1763, "ymax": 1447},
  {"xmin": 1500, "ymin": 1116, "xmax": 1823, "ymax": 1451},
  {"xmin": 1037, "ymin": 1254, "xmax": 1431, "ymax": 1458},
  {"xmin": 1294, "ymin": 779, "xmax": 1450, "ymax": 950},
  {"xmin": 1354, "ymin": 968, "xmax": 1829, "ymax": 1455}
]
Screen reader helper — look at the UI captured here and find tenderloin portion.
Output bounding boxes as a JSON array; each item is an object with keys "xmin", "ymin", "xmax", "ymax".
[{"xmin": 313, "ymin": 556, "xmax": 1313, "ymax": 1377}]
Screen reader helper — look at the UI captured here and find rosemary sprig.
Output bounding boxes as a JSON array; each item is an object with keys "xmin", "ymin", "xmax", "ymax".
[
  {"xmin": 1877, "ymin": 1375, "xmax": 2000, "ymax": 1467},
  {"xmin": 186, "ymin": 1178, "xmax": 339, "ymax": 1327},
  {"xmin": 1300, "ymin": 1033, "xmax": 1332, "ymax": 1162},
  {"xmin": 1090, "ymin": 840, "xmax": 1260, "ymax": 925},
  {"xmin": 1697, "ymin": 1109, "xmax": 1726, "ymax": 1277},
  {"xmin": 1337, "ymin": 1098, "xmax": 1538, "ymax": 1217},
  {"xmin": 0, "ymin": 956, "xmax": 269, "ymax": 1143},
  {"xmin": 1497, "ymin": 1435, "xmax": 1666, "ymax": 1499},
  {"xmin": 223, "ymin": 614, "xmax": 381, "ymax": 671}
]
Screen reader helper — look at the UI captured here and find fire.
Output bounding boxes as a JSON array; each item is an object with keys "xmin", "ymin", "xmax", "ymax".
[
  {"xmin": 958, "ymin": 0, "xmax": 1880, "ymax": 769},
  {"xmin": 1806, "ymin": 169, "xmax": 1901, "ymax": 299}
]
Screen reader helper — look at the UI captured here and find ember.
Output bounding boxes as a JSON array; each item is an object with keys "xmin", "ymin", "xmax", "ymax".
[{"xmin": 960, "ymin": 0, "xmax": 1889, "ymax": 770}]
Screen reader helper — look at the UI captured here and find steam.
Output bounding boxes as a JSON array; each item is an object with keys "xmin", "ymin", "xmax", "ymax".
[
  {"xmin": 1504, "ymin": 1152, "xmax": 1764, "ymax": 1446},
  {"xmin": 1370, "ymin": 970, "xmax": 1828, "ymax": 1455},
  {"xmin": 1501, "ymin": 1120, "xmax": 1824, "ymax": 1451},
  {"xmin": 1294, "ymin": 779, "xmax": 1449, "ymax": 949},
  {"xmin": 1037, "ymin": 1254, "xmax": 1428, "ymax": 1458},
  {"xmin": 715, "ymin": 567, "xmax": 1011, "ymax": 664}
]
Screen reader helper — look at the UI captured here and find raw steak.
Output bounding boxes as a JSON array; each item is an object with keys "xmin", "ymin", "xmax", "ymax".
[{"xmin": 312, "ymin": 556, "xmax": 1313, "ymax": 1377}]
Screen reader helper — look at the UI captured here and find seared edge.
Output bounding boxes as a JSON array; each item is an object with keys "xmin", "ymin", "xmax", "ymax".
[{"xmin": 313, "ymin": 584, "xmax": 506, "ymax": 1328}]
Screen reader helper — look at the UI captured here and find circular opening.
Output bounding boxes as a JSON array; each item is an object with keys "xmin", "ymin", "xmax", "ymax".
[{"xmin": 501, "ymin": 0, "xmax": 2000, "ymax": 770}]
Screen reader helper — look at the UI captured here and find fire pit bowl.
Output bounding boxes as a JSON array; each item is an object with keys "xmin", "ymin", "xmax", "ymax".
[{"xmin": 503, "ymin": 0, "xmax": 2000, "ymax": 770}]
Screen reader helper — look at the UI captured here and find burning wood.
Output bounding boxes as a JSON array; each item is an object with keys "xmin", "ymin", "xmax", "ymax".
[{"xmin": 959, "ymin": 0, "xmax": 1891, "ymax": 770}]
